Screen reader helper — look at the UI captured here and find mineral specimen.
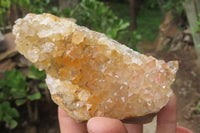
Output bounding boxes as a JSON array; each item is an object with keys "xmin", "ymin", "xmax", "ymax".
[{"xmin": 13, "ymin": 13, "xmax": 178, "ymax": 123}]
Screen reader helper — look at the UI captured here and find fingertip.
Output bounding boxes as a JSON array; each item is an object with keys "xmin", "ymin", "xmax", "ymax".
[
  {"xmin": 156, "ymin": 93, "xmax": 177, "ymax": 133},
  {"xmin": 157, "ymin": 93, "xmax": 177, "ymax": 123},
  {"xmin": 125, "ymin": 123, "xmax": 143, "ymax": 133},
  {"xmin": 58, "ymin": 106, "xmax": 87, "ymax": 133},
  {"xmin": 167, "ymin": 93, "xmax": 177, "ymax": 108},
  {"xmin": 58, "ymin": 106, "xmax": 69, "ymax": 118},
  {"xmin": 87, "ymin": 117, "xmax": 127, "ymax": 133}
]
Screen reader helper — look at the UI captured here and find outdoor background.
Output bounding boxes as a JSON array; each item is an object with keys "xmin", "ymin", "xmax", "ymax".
[{"xmin": 0, "ymin": 0, "xmax": 200, "ymax": 132}]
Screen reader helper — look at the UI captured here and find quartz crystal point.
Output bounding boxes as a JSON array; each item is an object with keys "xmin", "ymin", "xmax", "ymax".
[{"xmin": 13, "ymin": 13, "xmax": 178, "ymax": 123}]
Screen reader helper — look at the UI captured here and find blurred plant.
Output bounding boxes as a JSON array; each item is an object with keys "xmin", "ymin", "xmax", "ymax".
[
  {"xmin": 61, "ymin": 7, "xmax": 75, "ymax": 17},
  {"xmin": 0, "ymin": 102, "xmax": 19, "ymax": 129},
  {"xmin": 61, "ymin": 0, "xmax": 130, "ymax": 40},
  {"xmin": 162, "ymin": 0, "xmax": 188, "ymax": 14},
  {"xmin": 0, "ymin": 0, "xmax": 32, "ymax": 27},
  {"xmin": 1, "ymin": 0, "xmax": 136, "ymax": 50},
  {"xmin": 28, "ymin": 65, "xmax": 49, "ymax": 101},
  {"xmin": 0, "ymin": 69, "xmax": 34, "ymax": 105},
  {"xmin": 29, "ymin": 0, "xmax": 50, "ymax": 14},
  {"xmin": 13, "ymin": 0, "xmax": 31, "ymax": 9},
  {"xmin": 0, "ymin": 66, "xmax": 46, "ymax": 129},
  {"xmin": 29, "ymin": 0, "xmax": 60, "ymax": 15},
  {"xmin": 127, "ymin": 31, "xmax": 141, "ymax": 51},
  {"xmin": 142, "ymin": 0, "xmax": 159, "ymax": 9},
  {"xmin": 197, "ymin": 100, "xmax": 200, "ymax": 112},
  {"xmin": 0, "ymin": 0, "xmax": 11, "ymax": 26},
  {"xmin": 28, "ymin": 65, "xmax": 46, "ymax": 81},
  {"xmin": 0, "ymin": 0, "xmax": 59, "ymax": 28},
  {"xmin": 195, "ymin": 99, "xmax": 200, "ymax": 126},
  {"xmin": 194, "ymin": 14, "xmax": 200, "ymax": 33}
]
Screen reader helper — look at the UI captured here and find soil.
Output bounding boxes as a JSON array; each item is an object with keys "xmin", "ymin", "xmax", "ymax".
[{"xmin": 139, "ymin": 42, "xmax": 200, "ymax": 133}]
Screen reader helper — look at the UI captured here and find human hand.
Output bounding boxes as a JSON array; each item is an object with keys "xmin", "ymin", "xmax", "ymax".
[{"xmin": 58, "ymin": 94, "xmax": 177, "ymax": 133}]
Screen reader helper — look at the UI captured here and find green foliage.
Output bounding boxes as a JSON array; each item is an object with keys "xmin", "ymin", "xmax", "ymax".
[
  {"xmin": 1, "ymin": 0, "xmax": 11, "ymax": 8},
  {"xmin": 194, "ymin": 14, "xmax": 200, "ymax": 33},
  {"xmin": 30, "ymin": 0, "xmax": 54, "ymax": 14},
  {"xmin": 0, "ymin": 69, "xmax": 27, "ymax": 101},
  {"xmin": 14, "ymin": 0, "xmax": 31, "ymax": 8},
  {"xmin": 142, "ymin": 0, "xmax": 159, "ymax": 9},
  {"xmin": 127, "ymin": 31, "xmax": 141, "ymax": 51},
  {"xmin": 198, "ymin": 100, "xmax": 200, "ymax": 112},
  {"xmin": 110, "ymin": 1, "xmax": 162, "ymax": 43},
  {"xmin": 61, "ymin": 8, "xmax": 75, "ymax": 17},
  {"xmin": 0, "ymin": 67, "xmax": 46, "ymax": 129},
  {"xmin": 137, "ymin": 8, "xmax": 162, "ymax": 42},
  {"xmin": 109, "ymin": 2, "xmax": 129, "ymax": 22},
  {"xmin": 0, "ymin": 0, "xmax": 11, "ymax": 26},
  {"xmin": 1, "ymin": 0, "xmax": 139, "ymax": 50},
  {"xmin": 0, "ymin": 68, "xmax": 42, "ymax": 104},
  {"xmin": 0, "ymin": 102, "xmax": 19, "ymax": 129},
  {"xmin": 162, "ymin": 0, "xmax": 188, "ymax": 14},
  {"xmin": 0, "ymin": 0, "xmax": 32, "ymax": 26},
  {"xmin": 0, "ymin": 0, "xmax": 59, "ymax": 27},
  {"xmin": 28, "ymin": 65, "xmax": 46, "ymax": 80},
  {"xmin": 27, "ymin": 92, "xmax": 41, "ymax": 101},
  {"xmin": 48, "ymin": 6, "xmax": 60, "ymax": 16},
  {"xmin": 38, "ymin": 83, "xmax": 47, "ymax": 89},
  {"xmin": 62, "ymin": 0, "xmax": 130, "ymax": 40}
]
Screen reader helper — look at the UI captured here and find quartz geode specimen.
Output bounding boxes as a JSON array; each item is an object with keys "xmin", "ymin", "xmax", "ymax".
[{"xmin": 13, "ymin": 13, "xmax": 178, "ymax": 123}]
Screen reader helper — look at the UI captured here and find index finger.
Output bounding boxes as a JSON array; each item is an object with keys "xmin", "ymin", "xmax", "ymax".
[
  {"xmin": 58, "ymin": 107, "xmax": 87, "ymax": 133},
  {"xmin": 156, "ymin": 93, "xmax": 177, "ymax": 133}
]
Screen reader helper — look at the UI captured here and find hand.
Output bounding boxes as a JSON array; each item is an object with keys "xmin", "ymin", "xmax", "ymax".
[{"xmin": 58, "ymin": 94, "xmax": 177, "ymax": 133}]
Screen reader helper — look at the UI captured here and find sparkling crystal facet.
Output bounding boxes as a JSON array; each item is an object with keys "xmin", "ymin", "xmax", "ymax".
[{"xmin": 13, "ymin": 13, "xmax": 178, "ymax": 123}]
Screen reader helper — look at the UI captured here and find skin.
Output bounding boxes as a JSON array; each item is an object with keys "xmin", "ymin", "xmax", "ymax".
[{"xmin": 58, "ymin": 94, "xmax": 177, "ymax": 133}]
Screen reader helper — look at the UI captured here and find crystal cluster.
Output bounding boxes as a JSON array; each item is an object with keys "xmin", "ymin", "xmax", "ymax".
[{"xmin": 13, "ymin": 13, "xmax": 178, "ymax": 123}]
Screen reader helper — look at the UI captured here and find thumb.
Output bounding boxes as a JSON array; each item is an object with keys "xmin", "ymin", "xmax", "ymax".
[{"xmin": 87, "ymin": 117, "xmax": 128, "ymax": 133}]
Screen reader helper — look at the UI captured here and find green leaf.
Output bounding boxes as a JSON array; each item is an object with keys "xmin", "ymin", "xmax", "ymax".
[
  {"xmin": 0, "ymin": 7, "xmax": 6, "ymax": 15},
  {"xmin": 1, "ymin": 0, "xmax": 11, "ymax": 8},
  {"xmin": 27, "ymin": 92, "xmax": 41, "ymax": 101},
  {"xmin": 0, "ymin": 92, "xmax": 5, "ymax": 101},
  {"xmin": 49, "ymin": 6, "xmax": 60, "ymax": 15},
  {"xmin": 119, "ymin": 22, "xmax": 130, "ymax": 30},
  {"xmin": 6, "ymin": 108, "xmax": 19, "ymax": 119},
  {"xmin": 13, "ymin": 0, "xmax": 18, "ymax": 4},
  {"xmin": 9, "ymin": 119, "xmax": 18, "ymax": 129},
  {"xmin": 28, "ymin": 65, "xmax": 46, "ymax": 80},
  {"xmin": 1, "ymin": 101, "xmax": 10, "ymax": 110},
  {"xmin": 0, "ymin": 104, "xmax": 3, "ymax": 121},
  {"xmin": 18, "ymin": 0, "xmax": 30, "ymax": 7},
  {"xmin": 15, "ymin": 99, "xmax": 26, "ymax": 106},
  {"xmin": 10, "ymin": 108, "xmax": 19, "ymax": 118},
  {"xmin": 0, "ymin": 79, "xmax": 6, "ymax": 88},
  {"xmin": 45, "ymin": 0, "xmax": 50, "ymax": 4},
  {"xmin": 4, "ymin": 69, "xmax": 27, "ymax": 90},
  {"xmin": 0, "ymin": 101, "xmax": 19, "ymax": 129},
  {"xmin": 11, "ymin": 91, "xmax": 26, "ymax": 99},
  {"xmin": 3, "ymin": 115, "xmax": 12, "ymax": 123},
  {"xmin": 39, "ymin": 83, "xmax": 47, "ymax": 89}
]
